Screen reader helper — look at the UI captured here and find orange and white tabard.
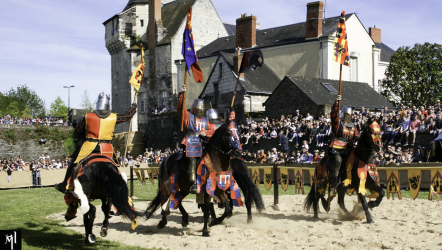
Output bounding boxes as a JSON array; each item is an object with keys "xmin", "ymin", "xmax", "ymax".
[{"xmin": 75, "ymin": 113, "xmax": 117, "ymax": 163}]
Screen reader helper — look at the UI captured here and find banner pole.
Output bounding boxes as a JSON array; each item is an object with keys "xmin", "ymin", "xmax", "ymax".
[
  {"xmin": 230, "ymin": 49, "xmax": 241, "ymax": 107},
  {"xmin": 181, "ymin": 72, "xmax": 188, "ymax": 131}
]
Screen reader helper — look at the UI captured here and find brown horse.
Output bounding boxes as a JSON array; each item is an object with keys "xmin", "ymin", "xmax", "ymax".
[
  {"xmin": 304, "ymin": 120, "xmax": 384, "ymax": 223},
  {"xmin": 144, "ymin": 120, "xmax": 264, "ymax": 236}
]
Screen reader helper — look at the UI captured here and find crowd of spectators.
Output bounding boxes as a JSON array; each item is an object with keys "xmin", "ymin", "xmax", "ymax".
[
  {"xmin": 0, "ymin": 114, "xmax": 69, "ymax": 126},
  {"xmin": 116, "ymin": 144, "xmax": 181, "ymax": 166},
  {"xmin": 151, "ymin": 106, "xmax": 170, "ymax": 115},
  {"xmin": 237, "ymin": 100, "xmax": 442, "ymax": 166}
]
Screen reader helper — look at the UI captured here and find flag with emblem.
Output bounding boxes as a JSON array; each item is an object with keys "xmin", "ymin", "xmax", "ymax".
[
  {"xmin": 129, "ymin": 44, "xmax": 145, "ymax": 93},
  {"xmin": 332, "ymin": 11, "xmax": 350, "ymax": 66},
  {"xmin": 182, "ymin": 7, "xmax": 203, "ymax": 83}
]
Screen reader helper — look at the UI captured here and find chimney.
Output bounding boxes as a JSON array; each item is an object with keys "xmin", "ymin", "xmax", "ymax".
[
  {"xmin": 306, "ymin": 1, "xmax": 324, "ymax": 39},
  {"xmin": 236, "ymin": 14, "xmax": 257, "ymax": 49},
  {"xmin": 369, "ymin": 26, "xmax": 381, "ymax": 43},
  {"xmin": 233, "ymin": 49, "xmax": 244, "ymax": 79},
  {"xmin": 148, "ymin": 0, "xmax": 161, "ymax": 49}
]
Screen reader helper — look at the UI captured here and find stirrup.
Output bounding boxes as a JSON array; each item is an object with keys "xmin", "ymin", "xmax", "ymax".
[{"xmin": 190, "ymin": 184, "xmax": 197, "ymax": 194}]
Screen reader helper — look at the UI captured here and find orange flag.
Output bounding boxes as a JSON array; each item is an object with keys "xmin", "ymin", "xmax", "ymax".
[{"xmin": 332, "ymin": 11, "xmax": 350, "ymax": 66}]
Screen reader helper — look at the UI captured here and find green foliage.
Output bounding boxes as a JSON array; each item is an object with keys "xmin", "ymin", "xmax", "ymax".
[
  {"xmin": 50, "ymin": 96, "xmax": 68, "ymax": 119},
  {"xmin": 25, "ymin": 128, "xmax": 32, "ymax": 133},
  {"xmin": 382, "ymin": 43, "xmax": 442, "ymax": 107},
  {"xmin": 3, "ymin": 129, "xmax": 17, "ymax": 140},
  {"xmin": 81, "ymin": 89, "xmax": 94, "ymax": 112},
  {"xmin": 34, "ymin": 125, "xmax": 50, "ymax": 135},
  {"xmin": 30, "ymin": 133, "xmax": 36, "ymax": 139},
  {"xmin": 64, "ymin": 137, "xmax": 76, "ymax": 156},
  {"xmin": 0, "ymin": 85, "xmax": 45, "ymax": 117}
]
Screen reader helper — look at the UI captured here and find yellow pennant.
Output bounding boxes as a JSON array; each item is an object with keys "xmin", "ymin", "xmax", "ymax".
[
  {"xmin": 131, "ymin": 218, "xmax": 139, "ymax": 230},
  {"xmin": 147, "ymin": 169, "xmax": 155, "ymax": 184},
  {"xmin": 133, "ymin": 169, "xmax": 142, "ymax": 184},
  {"xmin": 429, "ymin": 169, "xmax": 442, "ymax": 201},
  {"xmin": 280, "ymin": 168, "xmax": 289, "ymax": 192},
  {"xmin": 263, "ymin": 168, "xmax": 272, "ymax": 191},
  {"xmin": 407, "ymin": 169, "xmax": 422, "ymax": 200},
  {"xmin": 385, "ymin": 169, "xmax": 402, "ymax": 200},
  {"xmin": 294, "ymin": 169, "xmax": 304, "ymax": 194},
  {"xmin": 308, "ymin": 169, "xmax": 315, "ymax": 188},
  {"xmin": 252, "ymin": 168, "xmax": 260, "ymax": 188}
]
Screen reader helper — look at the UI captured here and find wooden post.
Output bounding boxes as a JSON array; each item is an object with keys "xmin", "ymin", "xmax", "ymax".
[
  {"xmin": 130, "ymin": 166, "xmax": 134, "ymax": 198},
  {"xmin": 123, "ymin": 94, "xmax": 138, "ymax": 166},
  {"xmin": 230, "ymin": 49, "xmax": 241, "ymax": 107},
  {"xmin": 273, "ymin": 163, "xmax": 279, "ymax": 205},
  {"xmin": 180, "ymin": 72, "xmax": 188, "ymax": 131}
]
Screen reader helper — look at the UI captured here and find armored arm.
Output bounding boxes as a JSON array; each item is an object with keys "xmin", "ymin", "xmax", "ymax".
[{"xmin": 116, "ymin": 104, "xmax": 137, "ymax": 124}]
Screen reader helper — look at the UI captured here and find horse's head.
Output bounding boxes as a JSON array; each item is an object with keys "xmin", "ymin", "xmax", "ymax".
[
  {"xmin": 361, "ymin": 119, "xmax": 382, "ymax": 153},
  {"xmin": 208, "ymin": 117, "xmax": 242, "ymax": 158}
]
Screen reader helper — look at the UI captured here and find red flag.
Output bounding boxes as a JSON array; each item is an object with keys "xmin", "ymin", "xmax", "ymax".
[{"xmin": 182, "ymin": 7, "xmax": 203, "ymax": 83}]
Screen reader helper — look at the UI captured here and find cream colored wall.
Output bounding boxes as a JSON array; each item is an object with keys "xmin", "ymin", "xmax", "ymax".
[
  {"xmin": 262, "ymin": 42, "xmax": 321, "ymax": 79},
  {"xmin": 176, "ymin": 57, "xmax": 218, "ymax": 109},
  {"xmin": 324, "ymin": 14, "xmax": 375, "ymax": 84}
]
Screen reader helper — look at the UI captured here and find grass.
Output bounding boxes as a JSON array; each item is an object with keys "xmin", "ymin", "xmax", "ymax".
[
  {"xmin": 0, "ymin": 187, "xmax": 151, "ymax": 249},
  {"xmin": 0, "ymin": 180, "xmax": 431, "ymax": 249}
]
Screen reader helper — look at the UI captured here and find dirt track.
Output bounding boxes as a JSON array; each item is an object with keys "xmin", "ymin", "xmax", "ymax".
[{"xmin": 51, "ymin": 195, "xmax": 442, "ymax": 250}]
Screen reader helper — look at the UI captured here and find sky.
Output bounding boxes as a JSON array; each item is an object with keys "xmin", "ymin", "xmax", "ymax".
[{"xmin": 1, "ymin": 0, "xmax": 441, "ymax": 111}]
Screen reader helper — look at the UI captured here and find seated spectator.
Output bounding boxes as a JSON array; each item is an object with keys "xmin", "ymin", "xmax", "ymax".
[
  {"xmin": 312, "ymin": 149, "xmax": 321, "ymax": 163},
  {"xmin": 256, "ymin": 150, "xmax": 266, "ymax": 163},
  {"xmin": 396, "ymin": 112, "xmax": 410, "ymax": 146},
  {"xmin": 409, "ymin": 113, "xmax": 421, "ymax": 146}
]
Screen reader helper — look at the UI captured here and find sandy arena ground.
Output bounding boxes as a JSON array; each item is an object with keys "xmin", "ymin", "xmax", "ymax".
[{"xmin": 49, "ymin": 195, "xmax": 442, "ymax": 250}]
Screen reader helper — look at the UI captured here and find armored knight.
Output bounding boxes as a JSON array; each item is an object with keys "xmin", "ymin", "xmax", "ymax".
[
  {"xmin": 329, "ymin": 95, "xmax": 360, "ymax": 188},
  {"xmin": 177, "ymin": 85, "xmax": 215, "ymax": 194},
  {"xmin": 55, "ymin": 92, "xmax": 137, "ymax": 193}
]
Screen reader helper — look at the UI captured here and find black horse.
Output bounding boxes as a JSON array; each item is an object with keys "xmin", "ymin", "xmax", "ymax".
[
  {"xmin": 68, "ymin": 155, "xmax": 139, "ymax": 243},
  {"xmin": 304, "ymin": 120, "xmax": 385, "ymax": 223},
  {"xmin": 144, "ymin": 121, "xmax": 264, "ymax": 236}
]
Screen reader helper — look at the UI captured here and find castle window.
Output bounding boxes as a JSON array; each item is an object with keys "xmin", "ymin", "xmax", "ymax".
[
  {"xmin": 349, "ymin": 57, "xmax": 358, "ymax": 82},
  {"xmin": 140, "ymin": 20, "xmax": 144, "ymax": 27},
  {"xmin": 214, "ymin": 83, "xmax": 219, "ymax": 107},
  {"xmin": 125, "ymin": 23, "xmax": 133, "ymax": 36}
]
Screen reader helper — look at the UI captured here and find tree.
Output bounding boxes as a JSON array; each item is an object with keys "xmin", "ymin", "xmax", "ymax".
[
  {"xmin": 0, "ymin": 85, "xmax": 45, "ymax": 117},
  {"xmin": 381, "ymin": 43, "xmax": 442, "ymax": 107},
  {"xmin": 50, "ymin": 96, "xmax": 68, "ymax": 119},
  {"xmin": 80, "ymin": 89, "xmax": 94, "ymax": 112}
]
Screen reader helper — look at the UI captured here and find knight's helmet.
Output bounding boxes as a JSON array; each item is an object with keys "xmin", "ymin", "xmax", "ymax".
[
  {"xmin": 340, "ymin": 107, "xmax": 352, "ymax": 125},
  {"xmin": 190, "ymin": 99, "xmax": 205, "ymax": 118},
  {"xmin": 206, "ymin": 108, "xmax": 221, "ymax": 124},
  {"xmin": 96, "ymin": 92, "xmax": 110, "ymax": 111}
]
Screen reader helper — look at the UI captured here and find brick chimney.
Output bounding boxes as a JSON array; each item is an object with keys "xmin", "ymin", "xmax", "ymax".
[
  {"xmin": 233, "ymin": 49, "xmax": 244, "ymax": 79},
  {"xmin": 148, "ymin": 0, "xmax": 161, "ymax": 49},
  {"xmin": 236, "ymin": 14, "xmax": 257, "ymax": 49},
  {"xmin": 306, "ymin": 1, "xmax": 324, "ymax": 39},
  {"xmin": 369, "ymin": 26, "xmax": 381, "ymax": 43}
]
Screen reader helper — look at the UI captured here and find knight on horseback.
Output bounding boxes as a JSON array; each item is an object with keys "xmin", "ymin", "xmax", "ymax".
[
  {"xmin": 329, "ymin": 95, "xmax": 360, "ymax": 189},
  {"xmin": 178, "ymin": 85, "xmax": 215, "ymax": 194},
  {"xmin": 54, "ymin": 92, "xmax": 137, "ymax": 194}
]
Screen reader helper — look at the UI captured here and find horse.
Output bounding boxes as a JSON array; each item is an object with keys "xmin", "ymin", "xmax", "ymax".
[
  {"xmin": 304, "ymin": 120, "xmax": 385, "ymax": 223},
  {"xmin": 144, "ymin": 120, "xmax": 264, "ymax": 237},
  {"xmin": 64, "ymin": 155, "xmax": 139, "ymax": 243}
]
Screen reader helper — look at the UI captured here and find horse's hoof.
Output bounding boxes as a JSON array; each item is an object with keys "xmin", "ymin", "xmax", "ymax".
[
  {"xmin": 226, "ymin": 211, "xmax": 233, "ymax": 219},
  {"xmin": 366, "ymin": 219, "xmax": 375, "ymax": 224},
  {"xmin": 100, "ymin": 227, "xmax": 108, "ymax": 237},
  {"xmin": 247, "ymin": 218, "xmax": 253, "ymax": 224},
  {"xmin": 181, "ymin": 217, "xmax": 189, "ymax": 228},
  {"xmin": 209, "ymin": 219, "xmax": 219, "ymax": 227},
  {"xmin": 85, "ymin": 234, "xmax": 96, "ymax": 244},
  {"xmin": 157, "ymin": 221, "xmax": 167, "ymax": 229},
  {"xmin": 202, "ymin": 230, "xmax": 210, "ymax": 237}
]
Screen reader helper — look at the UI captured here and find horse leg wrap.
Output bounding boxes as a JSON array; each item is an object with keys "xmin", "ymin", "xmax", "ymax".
[
  {"xmin": 121, "ymin": 171, "xmax": 128, "ymax": 184},
  {"xmin": 73, "ymin": 179, "xmax": 90, "ymax": 215}
]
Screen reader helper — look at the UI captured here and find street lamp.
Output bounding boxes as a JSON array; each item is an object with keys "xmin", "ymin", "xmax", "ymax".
[{"xmin": 63, "ymin": 85, "xmax": 75, "ymax": 112}]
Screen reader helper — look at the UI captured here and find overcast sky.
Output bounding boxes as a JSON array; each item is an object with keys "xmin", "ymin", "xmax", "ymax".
[{"xmin": 1, "ymin": 0, "xmax": 440, "ymax": 110}]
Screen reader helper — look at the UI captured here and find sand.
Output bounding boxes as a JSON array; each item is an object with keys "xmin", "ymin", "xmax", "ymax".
[{"xmin": 51, "ymin": 195, "xmax": 442, "ymax": 250}]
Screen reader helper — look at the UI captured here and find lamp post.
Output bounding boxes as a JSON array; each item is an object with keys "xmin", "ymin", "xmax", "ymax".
[{"xmin": 63, "ymin": 85, "xmax": 75, "ymax": 112}]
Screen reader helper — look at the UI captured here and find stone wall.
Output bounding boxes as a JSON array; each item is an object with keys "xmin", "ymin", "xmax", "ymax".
[
  {"xmin": 0, "ymin": 139, "xmax": 66, "ymax": 162},
  {"xmin": 0, "ymin": 124, "xmax": 72, "ymax": 131},
  {"xmin": 143, "ymin": 111, "xmax": 186, "ymax": 150}
]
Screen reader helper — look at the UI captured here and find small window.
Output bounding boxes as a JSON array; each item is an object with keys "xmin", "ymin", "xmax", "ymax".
[
  {"xmin": 125, "ymin": 23, "xmax": 133, "ymax": 36},
  {"xmin": 214, "ymin": 83, "xmax": 219, "ymax": 107},
  {"xmin": 140, "ymin": 100, "xmax": 145, "ymax": 113},
  {"xmin": 140, "ymin": 20, "xmax": 144, "ymax": 27},
  {"xmin": 321, "ymin": 82, "xmax": 338, "ymax": 94},
  {"xmin": 378, "ymin": 80, "xmax": 381, "ymax": 87},
  {"xmin": 218, "ymin": 63, "xmax": 222, "ymax": 79}
]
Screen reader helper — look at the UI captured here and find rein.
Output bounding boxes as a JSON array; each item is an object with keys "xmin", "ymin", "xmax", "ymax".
[{"xmin": 205, "ymin": 140, "xmax": 233, "ymax": 155}]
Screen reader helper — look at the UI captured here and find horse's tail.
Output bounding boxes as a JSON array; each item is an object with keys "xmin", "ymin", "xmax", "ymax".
[
  {"xmin": 304, "ymin": 182, "xmax": 316, "ymax": 212},
  {"xmin": 230, "ymin": 158, "xmax": 265, "ymax": 212},
  {"xmin": 144, "ymin": 160, "xmax": 164, "ymax": 220},
  {"xmin": 95, "ymin": 163, "xmax": 140, "ymax": 220}
]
